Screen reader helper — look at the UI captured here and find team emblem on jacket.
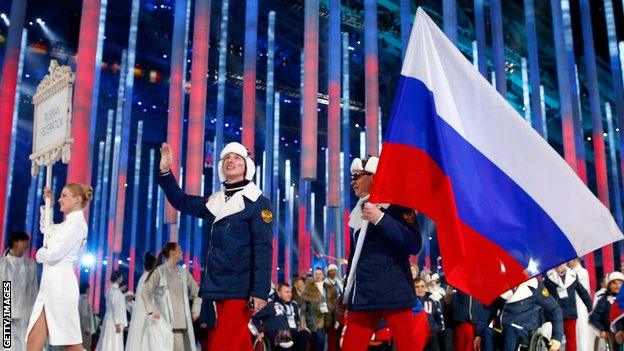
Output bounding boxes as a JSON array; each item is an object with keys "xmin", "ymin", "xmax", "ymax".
[
  {"xmin": 261, "ymin": 209, "xmax": 274, "ymax": 223},
  {"xmin": 402, "ymin": 211, "xmax": 416, "ymax": 224},
  {"xmin": 542, "ymin": 287, "xmax": 549, "ymax": 297}
]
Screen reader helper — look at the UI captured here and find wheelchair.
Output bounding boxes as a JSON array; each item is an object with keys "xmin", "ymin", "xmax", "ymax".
[
  {"xmin": 517, "ymin": 331, "xmax": 550, "ymax": 351},
  {"xmin": 593, "ymin": 334, "xmax": 617, "ymax": 351}
]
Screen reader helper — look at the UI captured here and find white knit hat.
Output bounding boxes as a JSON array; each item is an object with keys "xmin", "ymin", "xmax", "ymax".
[
  {"xmin": 327, "ymin": 264, "xmax": 338, "ymax": 273},
  {"xmin": 607, "ymin": 271, "xmax": 624, "ymax": 286},
  {"xmin": 218, "ymin": 142, "xmax": 256, "ymax": 182},
  {"xmin": 350, "ymin": 156, "xmax": 379, "ymax": 175}
]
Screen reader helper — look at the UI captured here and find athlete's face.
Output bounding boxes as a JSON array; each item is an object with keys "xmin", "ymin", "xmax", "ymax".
[
  {"xmin": 609, "ymin": 280, "xmax": 622, "ymax": 293},
  {"xmin": 222, "ymin": 153, "xmax": 246, "ymax": 182},
  {"xmin": 351, "ymin": 172, "xmax": 373, "ymax": 198}
]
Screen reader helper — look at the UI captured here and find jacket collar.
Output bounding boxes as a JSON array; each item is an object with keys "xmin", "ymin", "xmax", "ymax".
[
  {"xmin": 500, "ymin": 278, "xmax": 538, "ymax": 303},
  {"xmin": 206, "ymin": 182, "xmax": 262, "ymax": 222},
  {"xmin": 546, "ymin": 268, "xmax": 576, "ymax": 289}
]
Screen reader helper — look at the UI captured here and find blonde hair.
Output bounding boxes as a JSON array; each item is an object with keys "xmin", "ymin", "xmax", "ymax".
[{"xmin": 64, "ymin": 183, "xmax": 94, "ymax": 208}]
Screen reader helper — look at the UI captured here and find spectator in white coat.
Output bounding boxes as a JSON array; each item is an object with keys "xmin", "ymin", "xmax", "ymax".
[{"xmin": 97, "ymin": 272, "xmax": 128, "ymax": 351}]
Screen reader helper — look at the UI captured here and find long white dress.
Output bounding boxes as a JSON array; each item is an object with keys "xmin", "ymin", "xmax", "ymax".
[
  {"xmin": 572, "ymin": 264, "xmax": 594, "ymax": 351},
  {"xmin": 26, "ymin": 210, "xmax": 88, "ymax": 346},
  {"xmin": 125, "ymin": 272, "xmax": 149, "ymax": 351},
  {"xmin": 0, "ymin": 252, "xmax": 38, "ymax": 350},
  {"xmin": 96, "ymin": 283, "xmax": 128, "ymax": 351}
]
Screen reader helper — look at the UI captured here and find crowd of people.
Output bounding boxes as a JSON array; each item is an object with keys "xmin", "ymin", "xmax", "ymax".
[{"xmin": 3, "ymin": 141, "xmax": 624, "ymax": 351}]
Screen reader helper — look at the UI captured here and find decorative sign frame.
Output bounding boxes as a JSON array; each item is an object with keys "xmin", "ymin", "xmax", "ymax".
[{"xmin": 29, "ymin": 60, "xmax": 75, "ymax": 176}]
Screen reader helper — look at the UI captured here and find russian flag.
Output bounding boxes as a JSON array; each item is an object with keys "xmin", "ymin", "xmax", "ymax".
[
  {"xmin": 610, "ymin": 289, "xmax": 624, "ymax": 332},
  {"xmin": 369, "ymin": 9, "xmax": 623, "ymax": 304}
]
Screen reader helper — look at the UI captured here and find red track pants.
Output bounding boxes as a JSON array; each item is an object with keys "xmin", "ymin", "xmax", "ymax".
[
  {"xmin": 207, "ymin": 299, "xmax": 253, "ymax": 351},
  {"xmin": 564, "ymin": 318, "xmax": 577, "ymax": 351},
  {"xmin": 454, "ymin": 322, "xmax": 475, "ymax": 351},
  {"xmin": 342, "ymin": 309, "xmax": 428, "ymax": 351}
]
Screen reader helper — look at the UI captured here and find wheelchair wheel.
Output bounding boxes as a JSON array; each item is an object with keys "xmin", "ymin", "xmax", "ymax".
[
  {"xmin": 526, "ymin": 331, "xmax": 549, "ymax": 351},
  {"xmin": 253, "ymin": 336, "xmax": 272, "ymax": 351}
]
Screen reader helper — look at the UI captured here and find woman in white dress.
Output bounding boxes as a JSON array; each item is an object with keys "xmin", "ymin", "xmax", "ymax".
[
  {"xmin": 26, "ymin": 183, "xmax": 92, "ymax": 351},
  {"xmin": 141, "ymin": 243, "xmax": 202, "ymax": 351},
  {"xmin": 124, "ymin": 252, "xmax": 156, "ymax": 351},
  {"xmin": 96, "ymin": 272, "xmax": 128, "ymax": 351}
]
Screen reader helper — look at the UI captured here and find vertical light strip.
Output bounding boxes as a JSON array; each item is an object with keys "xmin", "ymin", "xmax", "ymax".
[
  {"xmin": 145, "ymin": 149, "xmax": 155, "ymax": 256},
  {"xmin": 213, "ymin": 0, "xmax": 230, "ymax": 192},
  {"xmin": 30, "ymin": 170, "xmax": 44, "ymax": 259},
  {"xmin": 186, "ymin": 0, "xmax": 211, "ymax": 196},
  {"xmin": 95, "ymin": 110, "xmax": 114, "ymax": 311},
  {"xmin": 443, "ymin": 0, "xmax": 457, "ymax": 45},
  {"xmin": 540, "ymin": 85, "xmax": 548, "ymax": 138},
  {"xmin": 264, "ymin": 11, "xmax": 276, "ymax": 200},
  {"xmin": 242, "ymin": 0, "xmax": 259, "ymax": 151},
  {"xmin": 364, "ymin": 0, "xmax": 379, "ymax": 156},
  {"xmin": 284, "ymin": 160, "xmax": 292, "ymax": 280},
  {"xmin": 472, "ymin": 41, "xmax": 478, "ymax": 67},
  {"xmin": 400, "ymin": 0, "xmax": 411, "ymax": 60},
  {"xmin": 114, "ymin": 0, "xmax": 141, "ymax": 253},
  {"xmin": 523, "ymin": 0, "xmax": 544, "ymax": 136},
  {"xmin": 302, "ymin": 0, "xmax": 319, "ymax": 179},
  {"xmin": 562, "ymin": 0, "xmax": 587, "ymax": 182},
  {"xmin": 155, "ymin": 188, "xmax": 164, "ymax": 253},
  {"xmin": 550, "ymin": 0, "xmax": 577, "ymax": 172},
  {"xmin": 360, "ymin": 132, "xmax": 366, "ymax": 158},
  {"xmin": 106, "ymin": 51, "xmax": 126, "ymax": 287},
  {"xmin": 521, "ymin": 57, "xmax": 531, "ymax": 124},
  {"xmin": 128, "ymin": 121, "xmax": 143, "ymax": 290},
  {"xmin": 272, "ymin": 92, "xmax": 280, "ymax": 283},
  {"xmin": 87, "ymin": 0, "xmax": 108, "ymax": 165},
  {"xmin": 474, "ymin": 0, "xmax": 488, "ymax": 78},
  {"xmin": 604, "ymin": 0, "xmax": 624, "ymax": 221},
  {"xmin": 328, "ymin": 0, "xmax": 341, "ymax": 207},
  {"xmin": 166, "ymin": 0, "xmax": 190, "ymax": 223},
  {"xmin": 606, "ymin": 103, "xmax": 624, "ymax": 228},
  {"xmin": 298, "ymin": 181, "xmax": 309, "ymax": 274},
  {"xmin": 490, "ymin": 0, "xmax": 506, "ymax": 96},
  {"xmin": 341, "ymin": 32, "xmax": 351, "ymax": 260},
  {"xmin": 89, "ymin": 142, "xmax": 105, "ymax": 304},
  {"xmin": 66, "ymin": 0, "xmax": 101, "ymax": 187},
  {"xmin": 0, "ymin": 0, "xmax": 26, "ymax": 247},
  {"xmin": 4, "ymin": 29, "xmax": 26, "ymax": 235}
]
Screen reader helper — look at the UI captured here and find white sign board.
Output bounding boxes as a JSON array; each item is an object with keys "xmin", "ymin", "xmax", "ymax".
[{"xmin": 29, "ymin": 60, "xmax": 74, "ymax": 176}]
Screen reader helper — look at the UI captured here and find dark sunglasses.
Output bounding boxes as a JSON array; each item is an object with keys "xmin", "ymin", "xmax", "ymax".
[{"xmin": 351, "ymin": 172, "xmax": 372, "ymax": 181}]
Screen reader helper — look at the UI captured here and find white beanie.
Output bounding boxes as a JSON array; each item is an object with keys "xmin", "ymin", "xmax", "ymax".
[
  {"xmin": 607, "ymin": 271, "xmax": 624, "ymax": 286},
  {"xmin": 218, "ymin": 142, "xmax": 256, "ymax": 182},
  {"xmin": 350, "ymin": 156, "xmax": 379, "ymax": 175}
]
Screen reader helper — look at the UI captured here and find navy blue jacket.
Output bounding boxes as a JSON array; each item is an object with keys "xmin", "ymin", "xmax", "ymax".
[
  {"xmin": 420, "ymin": 293, "xmax": 444, "ymax": 333},
  {"xmin": 158, "ymin": 172, "xmax": 273, "ymax": 301},
  {"xmin": 477, "ymin": 280, "xmax": 564, "ymax": 342},
  {"xmin": 252, "ymin": 299, "xmax": 302, "ymax": 336},
  {"xmin": 543, "ymin": 270, "xmax": 592, "ymax": 319},
  {"xmin": 451, "ymin": 290, "xmax": 487, "ymax": 326},
  {"xmin": 589, "ymin": 292, "xmax": 619, "ymax": 332},
  {"xmin": 345, "ymin": 204, "xmax": 422, "ymax": 311}
]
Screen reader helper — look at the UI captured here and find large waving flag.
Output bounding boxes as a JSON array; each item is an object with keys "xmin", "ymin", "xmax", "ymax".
[{"xmin": 369, "ymin": 8, "xmax": 623, "ymax": 304}]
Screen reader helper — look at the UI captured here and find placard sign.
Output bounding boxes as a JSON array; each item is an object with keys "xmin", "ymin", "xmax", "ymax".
[{"xmin": 29, "ymin": 60, "xmax": 74, "ymax": 176}]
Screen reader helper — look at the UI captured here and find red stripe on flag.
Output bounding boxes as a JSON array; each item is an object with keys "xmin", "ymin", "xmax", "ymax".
[{"xmin": 370, "ymin": 143, "xmax": 528, "ymax": 303}]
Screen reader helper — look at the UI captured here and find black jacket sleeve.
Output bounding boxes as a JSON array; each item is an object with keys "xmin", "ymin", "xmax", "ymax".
[
  {"xmin": 574, "ymin": 281, "xmax": 593, "ymax": 313},
  {"xmin": 374, "ymin": 206, "xmax": 422, "ymax": 254},
  {"xmin": 249, "ymin": 197, "xmax": 274, "ymax": 300},
  {"xmin": 589, "ymin": 296, "xmax": 610, "ymax": 332},
  {"xmin": 157, "ymin": 172, "xmax": 212, "ymax": 219}
]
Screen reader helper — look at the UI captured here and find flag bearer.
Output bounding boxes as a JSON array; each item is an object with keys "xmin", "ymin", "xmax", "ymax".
[{"xmin": 341, "ymin": 156, "xmax": 424, "ymax": 351}]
